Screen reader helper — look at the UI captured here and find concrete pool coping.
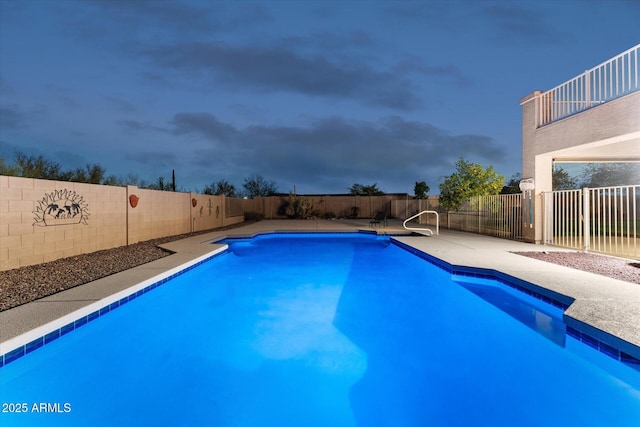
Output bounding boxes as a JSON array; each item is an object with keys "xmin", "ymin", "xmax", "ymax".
[{"xmin": 1, "ymin": 219, "xmax": 639, "ymax": 362}]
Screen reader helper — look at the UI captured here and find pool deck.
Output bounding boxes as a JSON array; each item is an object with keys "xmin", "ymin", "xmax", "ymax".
[{"xmin": 1, "ymin": 219, "xmax": 639, "ymax": 361}]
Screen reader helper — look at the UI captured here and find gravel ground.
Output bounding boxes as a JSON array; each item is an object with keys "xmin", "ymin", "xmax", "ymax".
[
  {"xmin": 0, "ymin": 242, "xmax": 171, "ymax": 311},
  {"xmin": 514, "ymin": 251, "xmax": 640, "ymax": 284},
  {"xmin": 0, "ymin": 223, "xmax": 249, "ymax": 312},
  {"xmin": 1, "ymin": 227, "xmax": 638, "ymax": 312}
]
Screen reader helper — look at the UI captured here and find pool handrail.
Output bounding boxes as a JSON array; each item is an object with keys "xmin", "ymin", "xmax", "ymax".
[{"xmin": 403, "ymin": 210, "xmax": 439, "ymax": 236}]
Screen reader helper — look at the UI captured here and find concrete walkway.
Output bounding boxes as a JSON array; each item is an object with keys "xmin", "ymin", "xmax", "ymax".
[{"xmin": 1, "ymin": 219, "xmax": 639, "ymax": 361}]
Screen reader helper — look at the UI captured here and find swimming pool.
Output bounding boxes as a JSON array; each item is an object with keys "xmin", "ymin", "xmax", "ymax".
[{"xmin": 1, "ymin": 232, "xmax": 639, "ymax": 426}]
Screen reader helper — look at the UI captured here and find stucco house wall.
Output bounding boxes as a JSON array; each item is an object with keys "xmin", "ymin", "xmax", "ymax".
[{"xmin": 520, "ymin": 90, "xmax": 640, "ymax": 243}]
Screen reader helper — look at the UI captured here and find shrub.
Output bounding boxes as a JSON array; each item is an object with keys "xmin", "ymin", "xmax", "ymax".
[
  {"xmin": 282, "ymin": 193, "xmax": 314, "ymax": 219},
  {"xmin": 244, "ymin": 211, "xmax": 264, "ymax": 221}
]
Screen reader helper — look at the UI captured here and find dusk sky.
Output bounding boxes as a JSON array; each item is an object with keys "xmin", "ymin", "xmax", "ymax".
[{"xmin": 1, "ymin": 0, "xmax": 638, "ymax": 194}]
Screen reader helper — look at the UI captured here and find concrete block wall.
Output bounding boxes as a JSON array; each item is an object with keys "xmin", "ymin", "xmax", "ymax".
[
  {"xmin": 1, "ymin": 176, "xmax": 127, "ymax": 271},
  {"xmin": 251, "ymin": 194, "xmax": 406, "ymax": 219},
  {"xmin": 520, "ymin": 90, "xmax": 640, "ymax": 243},
  {"xmin": 126, "ymin": 186, "xmax": 191, "ymax": 244},
  {"xmin": 190, "ymin": 193, "xmax": 243, "ymax": 232},
  {"xmin": 0, "ymin": 177, "xmax": 248, "ymax": 271}
]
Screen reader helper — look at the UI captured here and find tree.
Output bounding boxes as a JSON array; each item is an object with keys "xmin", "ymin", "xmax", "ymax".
[
  {"xmin": 0, "ymin": 156, "xmax": 19, "ymax": 176},
  {"xmin": 68, "ymin": 164, "xmax": 106, "ymax": 184},
  {"xmin": 414, "ymin": 181, "xmax": 429, "ymax": 199},
  {"xmin": 146, "ymin": 176, "xmax": 175, "ymax": 191},
  {"xmin": 102, "ymin": 174, "xmax": 124, "ymax": 186},
  {"xmin": 438, "ymin": 158, "xmax": 505, "ymax": 211},
  {"xmin": 204, "ymin": 179, "xmax": 236, "ymax": 197},
  {"xmin": 349, "ymin": 183, "xmax": 384, "ymax": 196},
  {"xmin": 579, "ymin": 162, "xmax": 640, "ymax": 188},
  {"xmin": 157, "ymin": 176, "xmax": 167, "ymax": 191},
  {"xmin": 5, "ymin": 152, "xmax": 111, "ymax": 184},
  {"xmin": 14, "ymin": 153, "xmax": 63, "ymax": 180},
  {"xmin": 552, "ymin": 166, "xmax": 578, "ymax": 190},
  {"xmin": 500, "ymin": 169, "xmax": 582, "ymax": 193},
  {"xmin": 243, "ymin": 174, "xmax": 278, "ymax": 198},
  {"xmin": 500, "ymin": 173, "xmax": 522, "ymax": 194},
  {"xmin": 1, "ymin": 151, "xmax": 195, "ymax": 189},
  {"xmin": 104, "ymin": 173, "xmax": 149, "ymax": 188}
]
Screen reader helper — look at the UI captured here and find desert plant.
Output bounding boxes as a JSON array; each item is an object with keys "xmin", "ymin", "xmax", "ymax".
[
  {"xmin": 283, "ymin": 193, "xmax": 314, "ymax": 219},
  {"xmin": 323, "ymin": 211, "xmax": 336, "ymax": 219}
]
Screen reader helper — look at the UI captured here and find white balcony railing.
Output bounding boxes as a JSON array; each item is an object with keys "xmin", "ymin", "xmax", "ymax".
[{"xmin": 538, "ymin": 44, "xmax": 639, "ymax": 126}]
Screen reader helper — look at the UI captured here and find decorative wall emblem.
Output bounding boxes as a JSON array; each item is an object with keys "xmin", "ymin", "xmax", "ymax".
[
  {"xmin": 129, "ymin": 194, "xmax": 139, "ymax": 208},
  {"xmin": 33, "ymin": 190, "xmax": 89, "ymax": 226}
]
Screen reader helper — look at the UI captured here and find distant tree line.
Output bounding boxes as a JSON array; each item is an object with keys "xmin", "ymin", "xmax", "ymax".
[
  {"xmin": 0, "ymin": 152, "xmax": 183, "ymax": 191},
  {"xmin": 0, "ymin": 152, "xmax": 281, "ymax": 197},
  {"xmin": 500, "ymin": 163, "xmax": 639, "ymax": 194},
  {"xmin": 203, "ymin": 175, "xmax": 278, "ymax": 198},
  {"xmin": 348, "ymin": 183, "xmax": 384, "ymax": 196},
  {"xmin": 1, "ymin": 153, "xmax": 109, "ymax": 184},
  {"xmin": 1, "ymin": 152, "xmax": 636, "ymax": 202},
  {"xmin": 576, "ymin": 163, "xmax": 640, "ymax": 188}
]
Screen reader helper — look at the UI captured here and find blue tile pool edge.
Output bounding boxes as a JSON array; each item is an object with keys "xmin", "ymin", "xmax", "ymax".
[
  {"xmin": 389, "ymin": 238, "xmax": 640, "ymax": 366},
  {"xmin": 0, "ymin": 246, "xmax": 229, "ymax": 368},
  {"xmin": 210, "ymin": 229, "xmax": 393, "ymax": 244}
]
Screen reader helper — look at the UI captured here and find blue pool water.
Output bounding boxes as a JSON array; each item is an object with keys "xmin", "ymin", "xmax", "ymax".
[{"xmin": 1, "ymin": 233, "xmax": 639, "ymax": 426}]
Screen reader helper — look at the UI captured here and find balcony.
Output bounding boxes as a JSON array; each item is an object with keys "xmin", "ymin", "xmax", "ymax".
[{"xmin": 536, "ymin": 44, "xmax": 639, "ymax": 127}]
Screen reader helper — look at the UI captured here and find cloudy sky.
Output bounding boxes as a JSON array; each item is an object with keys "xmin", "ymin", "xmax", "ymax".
[{"xmin": 1, "ymin": 0, "xmax": 638, "ymax": 194}]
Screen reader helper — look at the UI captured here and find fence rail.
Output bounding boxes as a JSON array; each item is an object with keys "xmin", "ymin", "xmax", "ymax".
[
  {"xmin": 543, "ymin": 185, "xmax": 639, "ymax": 259},
  {"xmin": 447, "ymin": 194, "xmax": 523, "ymax": 240},
  {"xmin": 392, "ymin": 195, "xmax": 523, "ymax": 241},
  {"xmin": 538, "ymin": 44, "xmax": 639, "ymax": 126}
]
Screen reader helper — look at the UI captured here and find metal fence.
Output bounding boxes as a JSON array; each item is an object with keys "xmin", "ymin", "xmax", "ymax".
[
  {"xmin": 392, "ymin": 195, "xmax": 523, "ymax": 240},
  {"xmin": 538, "ymin": 44, "xmax": 639, "ymax": 126},
  {"xmin": 392, "ymin": 198, "xmax": 439, "ymax": 223},
  {"xmin": 543, "ymin": 185, "xmax": 639, "ymax": 258},
  {"xmin": 447, "ymin": 194, "xmax": 523, "ymax": 240}
]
